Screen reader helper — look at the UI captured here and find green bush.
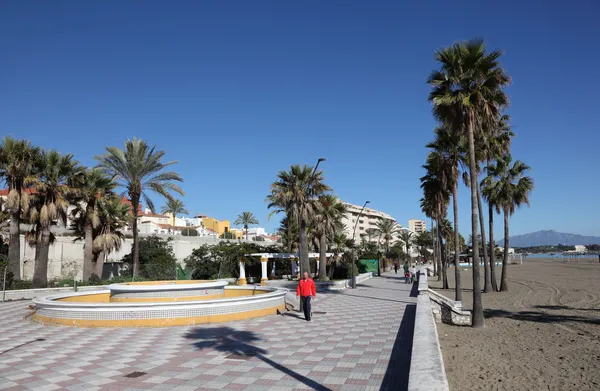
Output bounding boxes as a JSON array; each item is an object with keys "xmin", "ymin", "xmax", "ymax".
[
  {"xmin": 181, "ymin": 228, "xmax": 198, "ymax": 237},
  {"xmin": 10, "ymin": 280, "xmax": 33, "ymax": 290},
  {"xmin": 121, "ymin": 235, "xmax": 177, "ymax": 281}
]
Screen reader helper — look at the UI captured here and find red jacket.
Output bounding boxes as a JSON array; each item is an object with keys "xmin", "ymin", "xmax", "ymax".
[{"xmin": 296, "ymin": 278, "xmax": 316, "ymax": 297}]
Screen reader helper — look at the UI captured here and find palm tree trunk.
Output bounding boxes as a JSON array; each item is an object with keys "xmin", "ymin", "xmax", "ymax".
[
  {"xmin": 95, "ymin": 251, "xmax": 105, "ymax": 278},
  {"xmin": 437, "ymin": 214, "xmax": 448, "ymax": 289},
  {"xmin": 299, "ymin": 215, "xmax": 310, "ymax": 276},
  {"xmin": 245, "ymin": 224, "xmax": 249, "ymax": 241},
  {"xmin": 452, "ymin": 178, "xmax": 462, "ymax": 301},
  {"xmin": 467, "ymin": 116, "xmax": 484, "ymax": 328},
  {"xmin": 8, "ymin": 209, "xmax": 21, "ymax": 278},
  {"xmin": 500, "ymin": 209, "xmax": 509, "ymax": 292},
  {"xmin": 477, "ymin": 184, "xmax": 492, "ymax": 293},
  {"xmin": 131, "ymin": 195, "xmax": 140, "ymax": 278},
  {"xmin": 431, "ymin": 218, "xmax": 437, "ymax": 277},
  {"xmin": 82, "ymin": 217, "xmax": 94, "ymax": 281},
  {"xmin": 318, "ymin": 233, "xmax": 328, "ymax": 281},
  {"xmin": 488, "ymin": 181, "xmax": 498, "ymax": 291},
  {"xmin": 33, "ymin": 228, "xmax": 50, "ymax": 288}
]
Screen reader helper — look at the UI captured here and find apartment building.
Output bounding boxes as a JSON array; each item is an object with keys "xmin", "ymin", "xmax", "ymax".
[
  {"xmin": 408, "ymin": 219, "xmax": 427, "ymax": 233},
  {"xmin": 340, "ymin": 201, "xmax": 404, "ymax": 244}
]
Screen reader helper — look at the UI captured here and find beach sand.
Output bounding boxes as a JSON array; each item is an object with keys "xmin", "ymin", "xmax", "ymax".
[{"xmin": 429, "ymin": 258, "xmax": 600, "ymax": 391}]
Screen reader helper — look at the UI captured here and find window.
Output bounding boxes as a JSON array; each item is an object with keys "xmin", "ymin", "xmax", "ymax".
[
  {"xmin": 359, "ymin": 220, "xmax": 364, "ymax": 223},
  {"xmin": 359, "ymin": 227, "xmax": 364, "ymax": 230}
]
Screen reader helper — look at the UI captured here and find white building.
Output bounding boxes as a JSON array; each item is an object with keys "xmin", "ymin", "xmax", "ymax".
[
  {"xmin": 408, "ymin": 219, "xmax": 427, "ymax": 233},
  {"xmin": 340, "ymin": 201, "xmax": 404, "ymax": 245},
  {"xmin": 574, "ymin": 245, "xmax": 587, "ymax": 252},
  {"xmin": 240, "ymin": 227, "xmax": 267, "ymax": 240}
]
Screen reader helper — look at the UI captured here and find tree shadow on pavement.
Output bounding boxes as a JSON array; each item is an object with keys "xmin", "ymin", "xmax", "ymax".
[
  {"xmin": 380, "ymin": 304, "xmax": 416, "ymax": 391},
  {"xmin": 485, "ymin": 309, "xmax": 600, "ymax": 325},
  {"xmin": 534, "ymin": 305, "xmax": 600, "ymax": 312},
  {"xmin": 183, "ymin": 326, "xmax": 332, "ymax": 391}
]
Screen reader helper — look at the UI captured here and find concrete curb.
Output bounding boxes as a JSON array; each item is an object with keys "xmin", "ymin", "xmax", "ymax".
[{"xmin": 408, "ymin": 269, "xmax": 450, "ymax": 391}]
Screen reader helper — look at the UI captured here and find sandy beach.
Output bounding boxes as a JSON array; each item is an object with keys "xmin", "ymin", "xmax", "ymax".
[{"xmin": 429, "ymin": 258, "xmax": 600, "ymax": 391}]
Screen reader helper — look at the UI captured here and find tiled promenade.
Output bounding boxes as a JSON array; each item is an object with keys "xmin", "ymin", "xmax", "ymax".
[{"xmin": 0, "ymin": 273, "xmax": 416, "ymax": 391}]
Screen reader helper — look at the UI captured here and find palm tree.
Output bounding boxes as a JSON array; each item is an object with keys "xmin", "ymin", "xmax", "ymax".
[
  {"xmin": 28, "ymin": 150, "xmax": 83, "ymax": 287},
  {"xmin": 375, "ymin": 218, "xmax": 398, "ymax": 274},
  {"xmin": 428, "ymin": 39, "xmax": 511, "ymax": 328},
  {"xmin": 161, "ymin": 198, "xmax": 189, "ymax": 226},
  {"xmin": 313, "ymin": 195, "xmax": 346, "ymax": 281},
  {"xmin": 419, "ymin": 197, "xmax": 438, "ymax": 277},
  {"xmin": 399, "ymin": 230, "xmax": 414, "ymax": 261},
  {"xmin": 266, "ymin": 164, "xmax": 330, "ymax": 277},
  {"xmin": 0, "ymin": 137, "xmax": 40, "ymax": 278},
  {"xmin": 72, "ymin": 168, "xmax": 116, "ymax": 280},
  {"xmin": 365, "ymin": 228, "xmax": 378, "ymax": 243},
  {"xmin": 234, "ymin": 212, "xmax": 259, "ymax": 240},
  {"xmin": 482, "ymin": 155, "xmax": 533, "ymax": 291},
  {"xmin": 481, "ymin": 115, "xmax": 514, "ymax": 291},
  {"xmin": 276, "ymin": 215, "xmax": 298, "ymax": 253},
  {"xmin": 421, "ymin": 151, "xmax": 451, "ymax": 289},
  {"xmin": 72, "ymin": 195, "xmax": 130, "ymax": 277},
  {"xmin": 330, "ymin": 231, "xmax": 349, "ymax": 279},
  {"xmin": 426, "ymin": 125, "xmax": 465, "ymax": 300},
  {"xmin": 95, "ymin": 138, "xmax": 184, "ymax": 277}
]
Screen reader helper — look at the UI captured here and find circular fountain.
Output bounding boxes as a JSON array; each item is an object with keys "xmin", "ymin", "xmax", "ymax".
[{"xmin": 31, "ymin": 280, "xmax": 288, "ymax": 328}]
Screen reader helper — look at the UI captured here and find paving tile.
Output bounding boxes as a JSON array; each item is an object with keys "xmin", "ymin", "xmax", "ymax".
[{"xmin": 0, "ymin": 273, "xmax": 415, "ymax": 391}]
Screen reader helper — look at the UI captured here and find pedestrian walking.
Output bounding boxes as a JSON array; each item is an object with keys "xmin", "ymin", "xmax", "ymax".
[
  {"xmin": 403, "ymin": 261, "xmax": 410, "ymax": 283},
  {"xmin": 394, "ymin": 263, "xmax": 399, "ymax": 274},
  {"xmin": 296, "ymin": 271, "xmax": 316, "ymax": 321}
]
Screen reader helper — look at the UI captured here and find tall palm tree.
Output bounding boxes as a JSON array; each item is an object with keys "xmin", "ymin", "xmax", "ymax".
[
  {"xmin": 95, "ymin": 138, "xmax": 184, "ymax": 277},
  {"xmin": 482, "ymin": 155, "xmax": 533, "ymax": 291},
  {"xmin": 161, "ymin": 198, "xmax": 188, "ymax": 226},
  {"xmin": 421, "ymin": 151, "xmax": 451, "ymax": 289},
  {"xmin": 276, "ymin": 215, "xmax": 298, "ymax": 253},
  {"xmin": 313, "ymin": 195, "xmax": 346, "ymax": 281},
  {"xmin": 399, "ymin": 230, "xmax": 414, "ymax": 260},
  {"xmin": 419, "ymin": 197, "xmax": 438, "ymax": 277},
  {"xmin": 428, "ymin": 39, "xmax": 511, "ymax": 328},
  {"xmin": 234, "ymin": 212, "xmax": 259, "ymax": 240},
  {"xmin": 266, "ymin": 164, "xmax": 330, "ymax": 276},
  {"xmin": 72, "ymin": 168, "xmax": 116, "ymax": 280},
  {"xmin": 28, "ymin": 150, "xmax": 83, "ymax": 287},
  {"xmin": 426, "ymin": 125, "xmax": 465, "ymax": 300},
  {"xmin": 482, "ymin": 115, "xmax": 514, "ymax": 291},
  {"xmin": 0, "ymin": 137, "xmax": 40, "ymax": 278}
]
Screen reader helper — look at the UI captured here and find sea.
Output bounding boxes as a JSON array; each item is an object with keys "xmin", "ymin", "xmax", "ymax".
[{"xmin": 525, "ymin": 252, "xmax": 598, "ymax": 260}]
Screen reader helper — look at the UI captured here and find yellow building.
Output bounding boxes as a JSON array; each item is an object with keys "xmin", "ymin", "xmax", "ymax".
[
  {"xmin": 230, "ymin": 229, "xmax": 244, "ymax": 240},
  {"xmin": 202, "ymin": 216, "xmax": 231, "ymax": 236}
]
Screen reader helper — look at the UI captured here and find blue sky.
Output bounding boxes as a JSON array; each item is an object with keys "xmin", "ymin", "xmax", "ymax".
[{"xmin": 1, "ymin": 0, "xmax": 599, "ymax": 238}]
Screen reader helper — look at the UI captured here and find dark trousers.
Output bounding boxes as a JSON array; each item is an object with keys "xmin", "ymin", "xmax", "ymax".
[{"xmin": 301, "ymin": 296, "xmax": 312, "ymax": 320}]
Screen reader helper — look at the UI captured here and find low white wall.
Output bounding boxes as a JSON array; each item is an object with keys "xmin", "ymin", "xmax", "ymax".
[
  {"xmin": 408, "ymin": 268, "xmax": 450, "ymax": 391},
  {"xmin": 15, "ymin": 234, "xmax": 279, "ymax": 281},
  {"xmin": 2, "ymin": 285, "xmax": 106, "ymax": 302}
]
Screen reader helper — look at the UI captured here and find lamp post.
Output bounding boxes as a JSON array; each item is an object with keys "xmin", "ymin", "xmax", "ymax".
[
  {"xmin": 299, "ymin": 158, "xmax": 326, "ymax": 278},
  {"xmin": 351, "ymin": 200, "xmax": 370, "ymax": 289}
]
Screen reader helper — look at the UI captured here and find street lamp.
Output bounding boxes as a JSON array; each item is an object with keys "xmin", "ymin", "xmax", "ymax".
[
  {"xmin": 351, "ymin": 200, "xmax": 370, "ymax": 289},
  {"xmin": 299, "ymin": 157, "xmax": 327, "ymax": 278}
]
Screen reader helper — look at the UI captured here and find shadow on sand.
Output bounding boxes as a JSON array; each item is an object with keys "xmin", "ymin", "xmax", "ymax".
[
  {"xmin": 184, "ymin": 327, "xmax": 332, "ymax": 391},
  {"xmin": 485, "ymin": 309, "xmax": 600, "ymax": 325}
]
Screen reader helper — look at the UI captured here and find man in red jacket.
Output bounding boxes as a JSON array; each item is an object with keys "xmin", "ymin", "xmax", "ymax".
[{"xmin": 296, "ymin": 271, "xmax": 316, "ymax": 321}]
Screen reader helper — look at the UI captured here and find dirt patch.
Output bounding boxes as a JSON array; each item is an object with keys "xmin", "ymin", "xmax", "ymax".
[{"xmin": 430, "ymin": 259, "xmax": 600, "ymax": 390}]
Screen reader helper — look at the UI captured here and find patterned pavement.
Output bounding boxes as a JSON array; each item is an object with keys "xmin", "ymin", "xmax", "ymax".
[{"xmin": 0, "ymin": 273, "xmax": 416, "ymax": 391}]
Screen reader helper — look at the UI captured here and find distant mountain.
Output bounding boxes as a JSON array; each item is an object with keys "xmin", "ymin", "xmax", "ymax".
[{"xmin": 501, "ymin": 230, "xmax": 600, "ymax": 247}]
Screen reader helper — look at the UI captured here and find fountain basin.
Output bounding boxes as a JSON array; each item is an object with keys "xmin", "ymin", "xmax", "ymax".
[
  {"xmin": 107, "ymin": 280, "xmax": 229, "ymax": 302},
  {"xmin": 31, "ymin": 285, "xmax": 288, "ymax": 328}
]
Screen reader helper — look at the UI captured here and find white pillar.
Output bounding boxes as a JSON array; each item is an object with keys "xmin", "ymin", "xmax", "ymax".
[
  {"xmin": 316, "ymin": 260, "xmax": 320, "ymax": 276},
  {"xmin": 238, "ymin": 260, "xmax": 246, "ymax": 285},
  {"xmin": 260, "ymin": 257, "xmax": 268, "ymax": 285}
]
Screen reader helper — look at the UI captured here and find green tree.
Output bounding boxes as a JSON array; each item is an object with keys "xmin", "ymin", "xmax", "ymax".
[
  {"xmin": 0, "ymin": 137, "xmax": 40, "ymax": 278},
  {"xmin": 365, "ymin": 228, "xmax": 378, "ymax": 243},
  {"xmin": 234, "ymin": 211, "xmax": 259, "ymax": 240},
  {"xmin": 428, "ymin": 39, "xmax": 510, "ymax": 328},
  {"xmin": 375, "ymin": 218, "xmax": 399, "ymax": 274},
  {"xmin": 398, "ymin": 230, "xmax": 414, "ymax": 260},
  {"xmin": 28, "ymin": 150, "xmax": 83, "ymax": 287},
  {"xmin": 481, "ymin": 115, "xmax": 514, "ymax": 292},
  {"xmin": 421, "ymin": 151, "xmax": 451, "ymax": 289},
  {"xmin": 313, "ymin": 195, "xmax": 346, "ymax": 281},
  {"xmin": 96, "ymin": 138, "xmax": 184, "ymax": 277},
  {"xmin": 426, "ymin": 125, "xmax": 465, "ymax": 300},
  {"xmin": 161, "ymin": 198, "xmax": 188, "ymax": 226},
  {"xmin": 72, "ymin": 168, "xmax": 116, "ymax": 280},
  {"xmin": 481, "ymin": 155, "xmax": 533, "ymax": 291},
  {"xmin": 266, "ymin": 164, "xmax": 330, "ymax": 277}
]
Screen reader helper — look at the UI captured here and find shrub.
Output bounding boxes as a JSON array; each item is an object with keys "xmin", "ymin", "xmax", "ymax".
[
  {"xmin": 181, "ymin": 228, "xmax": 198, "ymax": 237},
  {"xmin": 121, "ymin": 235, "xmax": 177, "ymax": 280},
  {"xmin": 88, "ymin": 273, "xmax": 102, "ymax": 285}
]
